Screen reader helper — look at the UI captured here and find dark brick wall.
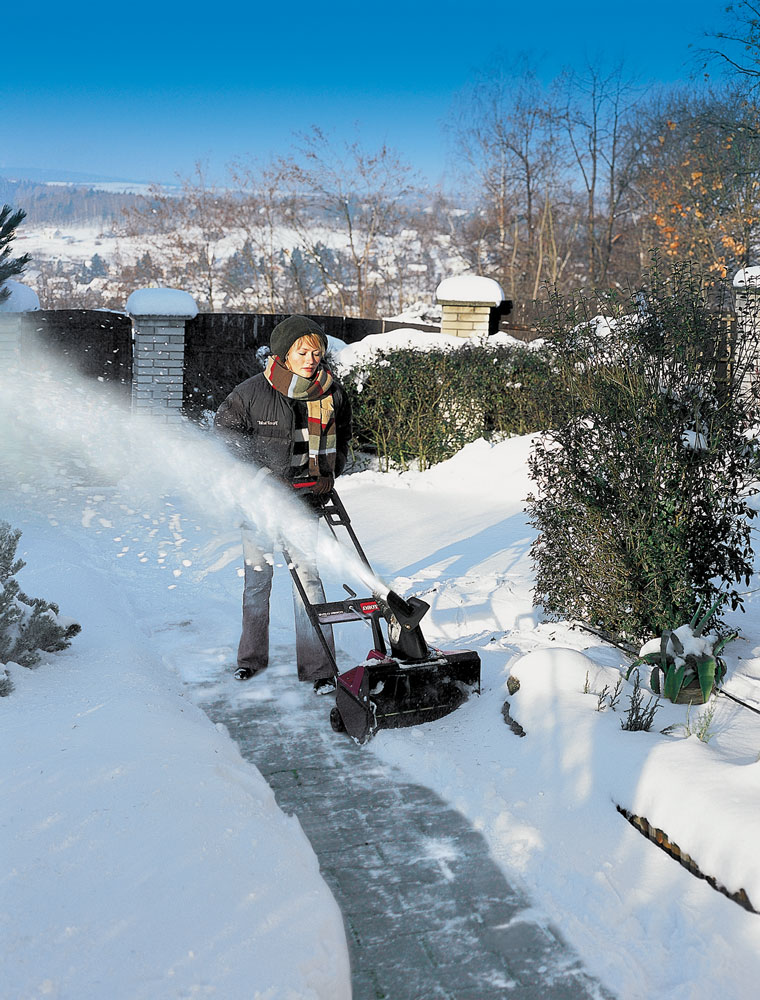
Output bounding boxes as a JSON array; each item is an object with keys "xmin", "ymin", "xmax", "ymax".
[
  {"xmin": 182, "ymin": 312, "xmax": 441, "ymax": 414},
  {"xmin": 21, "ymin": 309, "xmax": 441, "ymax": 415}
]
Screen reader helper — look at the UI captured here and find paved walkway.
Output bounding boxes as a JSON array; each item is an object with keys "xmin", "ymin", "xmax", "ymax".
[{"xmin": 199, "ymin": 675, "xmax": 613, "ymax": 1000}]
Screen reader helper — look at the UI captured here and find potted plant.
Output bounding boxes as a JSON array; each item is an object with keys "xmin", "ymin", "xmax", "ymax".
[{"xmin": 628, "ymin": 599, "xmax": 736, "ymax": 704}]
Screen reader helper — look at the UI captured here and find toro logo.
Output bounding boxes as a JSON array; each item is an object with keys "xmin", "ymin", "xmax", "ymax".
[{"xmin": 359, "ymin": 600, "xmax": 379, "ymax": 614}]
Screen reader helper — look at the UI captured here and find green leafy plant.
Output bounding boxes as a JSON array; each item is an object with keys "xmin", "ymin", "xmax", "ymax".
[
  {"xmin": 621, "ymin": 669, "xmax": 660, "ymax": 731},
  {"xmin": 340, "ymin": 339, "xmax": 563, "ymax": 471},
  {"xmin": 528, "ymin": 256, "xmax": 759, "ymax": 644},
  {"xmin": 0, "ymin": 521, "xmax": 81, "ymax": 680},
  {"xmin": 627, "ymin": 597, "xmax": 736, "ymax": 704},
  {"xmin": 681, "ymin": 700, "xmax": 719, "ymax": 743}
]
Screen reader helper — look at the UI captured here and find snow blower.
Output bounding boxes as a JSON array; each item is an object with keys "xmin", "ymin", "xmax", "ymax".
[{"xmin": 283, "ymin": 485, "xmax": 481, "ymax": 744}]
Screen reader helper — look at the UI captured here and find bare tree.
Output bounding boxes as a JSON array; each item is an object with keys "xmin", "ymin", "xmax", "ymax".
[
  {"xmin": 448, "ymin": 69, "xmax": 578, "ymax": 322},
  {"xmin": 277, "ymin": 127, "xmax": 418, "ymax": 317},
  {"xmin": 225, "ymin": 158, "xmax": 294, "ymax": 312},
  {"xmin": 121, "ymin": 163, "xmax": 234, "ymax": 311},
  {"xmin": 704, "ymin": 1, "xmax": 760, "ymax": 84},
  {"xmin": 557, "ymin": 64, "xmax": 642, "ymax": 286}
]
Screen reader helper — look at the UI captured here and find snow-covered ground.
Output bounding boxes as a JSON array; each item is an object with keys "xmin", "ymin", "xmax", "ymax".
[{"xmin": 3, "ymin": 340, "xmax": 760, "ymax": 998}]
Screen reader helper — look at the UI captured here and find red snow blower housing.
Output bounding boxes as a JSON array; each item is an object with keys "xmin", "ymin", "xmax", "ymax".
[{"xmin": 283, "ymin": 486, "xmax": 481, "ymax": 744}]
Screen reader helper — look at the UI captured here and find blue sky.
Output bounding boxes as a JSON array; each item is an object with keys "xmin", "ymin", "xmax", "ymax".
[{"xmin": 2, "ymin": 0, "xmax": 734, "ymax": 188}]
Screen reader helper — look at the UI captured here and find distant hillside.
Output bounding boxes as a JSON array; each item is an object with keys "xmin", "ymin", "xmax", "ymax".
[{"xmin": 0, "ymin": 177, "xmax": 144, "ymax": 227}]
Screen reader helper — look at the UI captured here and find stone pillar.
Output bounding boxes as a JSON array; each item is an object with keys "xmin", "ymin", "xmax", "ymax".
[
  {"xmin": 126, "ymin": 288, "xmax": 198, "ymax": 423},
  {"xmin": 734, "ymin": 266, "xmax": 760, "ymax": 336},
  {"xmin": 435, "ymin": 275, "xmax": 506, "ymax": 338},
  {"xmin": 733, "ymin": 267, "xmax": 760, "ymax": 399},
  {"xmin": 0, "ymin": 280, "xmax": 41, "ymax": 368},
  {"xmin": 0, "ymin": 313, "xmax": 23, "ymax": 367}
]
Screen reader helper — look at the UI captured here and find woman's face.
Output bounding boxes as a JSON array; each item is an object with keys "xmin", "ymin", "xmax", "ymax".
[{"xmin": 285, "ymin": 337, "xmax": 323, "ymax": 379}]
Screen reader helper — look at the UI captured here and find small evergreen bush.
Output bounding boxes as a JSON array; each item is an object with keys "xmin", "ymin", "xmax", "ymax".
[
  {"xmin": 340, "ymin": 340, "xmax": 561, "ymax": 470},
  {"xmin": 0, "ymin": 521, "xmax": 81, "ymax": 685},
  {"xmin": 528, "ymin": 257, "xmax": 759, "ymax": 644}
]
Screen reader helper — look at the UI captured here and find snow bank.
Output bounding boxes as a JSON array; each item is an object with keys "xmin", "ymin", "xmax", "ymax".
[
  {"xmin": 509, "ymin": 648, "xmax": 760, "ymax": 903},
  {"xmin": 126, "ymin": 287, "xmax": 198, "ymax": 318},
  {"xmin": 333, "ymin": 327, "xmax": 533, "ymax": 371},
  {"xmin": 0, "ymin": 514, "xmax": 350, "ymax": 1000}
]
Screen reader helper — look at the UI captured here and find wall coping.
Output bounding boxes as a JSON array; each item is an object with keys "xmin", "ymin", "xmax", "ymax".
[{"xmin": 126, "ymin": 287, "xmax": 198, "ymax": 319}]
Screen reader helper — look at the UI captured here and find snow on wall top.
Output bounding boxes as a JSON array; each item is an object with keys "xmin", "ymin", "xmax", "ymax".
[
  {"xmin": 126, "ymin": 288, "xmax": 199, "ymax": 318},
  {"xmin": 733, "ymin": 266, "xmax": 760, "ymax": 288},
  {"xmin": 0, "ymin": 280, "xmax": 41, "ymax": 313},
  {"xmin": 435, "ymin": 274, "xmax": 505, "ymax": 305}
]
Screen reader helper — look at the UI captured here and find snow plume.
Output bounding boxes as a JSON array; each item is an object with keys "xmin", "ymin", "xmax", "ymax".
[{"xmin": 0, "ymin": 350, "xmax": 387, "ymax": 599}]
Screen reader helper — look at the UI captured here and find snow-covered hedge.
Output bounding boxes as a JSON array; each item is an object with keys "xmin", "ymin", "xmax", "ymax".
[
  {"xmin": 337, "ymin": 335, "xmax": 559, "ymax": 470},
  {"xmin": 0, "ymin": 522, "xmax": 80, "ymax": 690}
]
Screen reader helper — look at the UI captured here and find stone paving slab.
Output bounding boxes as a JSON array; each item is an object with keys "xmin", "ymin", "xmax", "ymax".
[{"xmin": 198, "ymin": 681, "xmax": 614, "ymax": 1000}]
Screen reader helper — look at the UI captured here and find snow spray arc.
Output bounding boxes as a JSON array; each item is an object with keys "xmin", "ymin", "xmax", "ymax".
[{"xmin": 0, "ymin": 351, "xmax": 388, "ymax": 600}]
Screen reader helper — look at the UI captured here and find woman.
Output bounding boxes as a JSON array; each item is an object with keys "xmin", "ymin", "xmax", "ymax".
[{"xmin": 214, "ymin": 315, "xmax": 352, "ymax": 690}]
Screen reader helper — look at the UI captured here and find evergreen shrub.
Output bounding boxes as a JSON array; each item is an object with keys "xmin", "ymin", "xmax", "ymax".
[
  {"xmin": 340, "ymin": 340, "xmax": 560, "ymax": 471},
  {"xmin": 0, "ymin": 521, "xmax": 81, "ymax": 688},
  {"xmin": 527, "ymin": 258, "xmax": 759, "ymax": 644}
]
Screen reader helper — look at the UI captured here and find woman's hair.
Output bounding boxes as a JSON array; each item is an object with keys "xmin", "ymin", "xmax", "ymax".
[{"xmin": 287, "ymin": 333, "xmax": 325, "ymax": 355}]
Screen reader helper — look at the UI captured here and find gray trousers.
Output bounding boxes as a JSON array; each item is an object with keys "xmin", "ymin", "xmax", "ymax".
[{"xmin": 238, "ymin": 519, "xmax": 335, "ymax": 682}]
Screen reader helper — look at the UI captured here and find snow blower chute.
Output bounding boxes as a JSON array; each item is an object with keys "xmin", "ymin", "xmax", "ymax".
[{"xmin": 283, "ymin": 486, "xmax": 480, "ymax": 744}]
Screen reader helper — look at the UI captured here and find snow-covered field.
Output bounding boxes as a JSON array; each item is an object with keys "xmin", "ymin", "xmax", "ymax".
[{"xmin": 3, "ymin": 339, "xmax": 760, "ymax": 999}]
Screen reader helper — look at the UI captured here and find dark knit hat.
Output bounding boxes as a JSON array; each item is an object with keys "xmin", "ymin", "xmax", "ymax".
[{"xmin": 270, "ymin": 315, "xmax": 328, "ymax": 360}]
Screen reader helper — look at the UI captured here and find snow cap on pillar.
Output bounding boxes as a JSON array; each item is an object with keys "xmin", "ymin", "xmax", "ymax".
[
  {"xmin": 435, "ymin": 274, "xmax": 505, "ymax": 306},
  {"xmin": 435, "ymin": 274, "xmax": 505, "ymax": 339},
  {"xmin": 126, "ymin": 287, "xmax": 198, "ymax": 318}
]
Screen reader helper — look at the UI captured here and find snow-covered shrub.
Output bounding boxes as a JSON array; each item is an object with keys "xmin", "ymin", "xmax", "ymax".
[
  {"xmin": 528, "ymin": 256, "xmax": 759, "ymax": 644},
  {"xmin": 341, "ymin": 340, "xmax": 559, "ymax": 470},
  {"xmin": 0, "ymin": 521, "xmax": 81, "ymax": 676}
]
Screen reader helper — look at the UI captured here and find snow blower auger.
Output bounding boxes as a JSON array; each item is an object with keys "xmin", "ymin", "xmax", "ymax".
[{"xmin": 283, "ymin": 484, "xmax": 481, "ymax": 744}]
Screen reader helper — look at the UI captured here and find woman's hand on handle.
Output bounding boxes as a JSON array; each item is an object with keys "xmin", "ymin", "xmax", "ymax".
[{"xmin": 312, "ymin": 475, "xmax": 334, "ymax": 496}]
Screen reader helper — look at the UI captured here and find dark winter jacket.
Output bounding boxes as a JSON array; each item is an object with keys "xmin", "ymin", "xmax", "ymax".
[{"xmin": 214, "ymin": 370, "xmax": 352, "ymax": 480}]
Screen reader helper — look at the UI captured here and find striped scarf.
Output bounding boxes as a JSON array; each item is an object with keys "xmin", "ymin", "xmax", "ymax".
[{"xmin": 264, "ymin": 356, "xmax": 337, "ymax": 476}]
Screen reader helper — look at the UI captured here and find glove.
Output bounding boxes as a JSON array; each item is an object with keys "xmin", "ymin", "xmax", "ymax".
[{"xmin": 311, "ymin": 474, "xmax": 334, "ymax": 496}]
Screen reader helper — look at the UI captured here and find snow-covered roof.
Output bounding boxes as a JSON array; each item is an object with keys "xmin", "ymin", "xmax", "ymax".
[
  {"xmin": 435, "ymin": 274, "xmax": 505, "ymax": 306},
  {"xmin": 126, "ymin": 288, "xmax": 199, "ymax": 318},
  {"xmin": 733, "ymin": 266, "xmax": 760, "ymax": 288},
  {"xmin": 0, "ymin": 279, "xmax": 40, "ymax": 313}
]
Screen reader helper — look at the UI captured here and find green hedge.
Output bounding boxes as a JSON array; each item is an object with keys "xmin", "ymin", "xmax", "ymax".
[
  {"xmin": 340, "ymin": 340, "xmax": 561, "ymax": 470},
  {"xmin": 527, "ymin": 258, "xmax": 759, "ymax": 644}
]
